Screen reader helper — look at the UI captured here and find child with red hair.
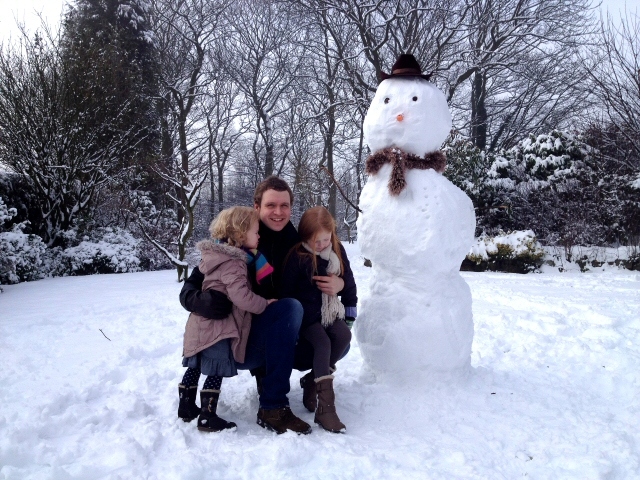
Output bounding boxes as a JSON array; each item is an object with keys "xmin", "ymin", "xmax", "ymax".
[{"xmin": 281, "ymin": 206, "xmax": 357, "ymax": 433}]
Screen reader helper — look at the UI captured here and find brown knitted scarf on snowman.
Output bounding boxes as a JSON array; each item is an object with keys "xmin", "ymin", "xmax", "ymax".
[{"xmin": 365, "ymin": 147, "xmax": 447, "ymax": 195}]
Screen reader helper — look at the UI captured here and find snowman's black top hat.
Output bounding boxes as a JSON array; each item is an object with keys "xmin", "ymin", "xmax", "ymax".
[{"xmin": 380, "ymin": 53, "xmax": 432, "ymax": 82}]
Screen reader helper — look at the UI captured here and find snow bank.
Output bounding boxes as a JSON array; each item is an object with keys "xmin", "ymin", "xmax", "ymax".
[{"xmin": 2, "ymin": 243, "xmax": 639, "ymax": 478}]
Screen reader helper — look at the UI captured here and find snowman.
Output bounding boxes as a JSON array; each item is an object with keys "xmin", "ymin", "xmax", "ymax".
[{"xmin": 355, "ymin": 54, "xmax": 476, "ymax": 380}]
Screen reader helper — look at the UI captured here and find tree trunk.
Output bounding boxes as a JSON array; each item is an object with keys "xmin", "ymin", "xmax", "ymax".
[
  {"xmin": 178, "ymin": 114, "xmax": 189, "ymax": 224},
  {"xmin": 217, "ymin": 165, "xmax": 225, "ymax": 213},
  {"xmin": 160, "ymin": 96, "xmax": 176, "ymax": 213},
  {"xmin": 264, "ymin": 130, "xmax": 274, "ymax": 178},
  {"xmin": 208, "ymin": 131, "xmax": 216, "ymax": 218},
  {"xmin": 471, "ymin": 71, "xmax": 488, "ymax": 150},
  {"xmin": 327, "ymin": 109, "xmax": 336, "ymax": 217}
]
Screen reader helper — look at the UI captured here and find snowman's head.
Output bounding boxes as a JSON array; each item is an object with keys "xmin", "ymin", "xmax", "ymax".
[{"xmin": 363, "ymin": 77, "xmax": 452, "ymax": 157}]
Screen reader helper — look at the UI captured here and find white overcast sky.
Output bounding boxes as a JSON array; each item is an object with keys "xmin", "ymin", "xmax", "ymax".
[
  {"xmin": 0, "ymin": 0, "xmax": 66, "ymax": 42},
  {"xmin": 0, "ymin": 0, "xmax": 634, "ymax": 43}
]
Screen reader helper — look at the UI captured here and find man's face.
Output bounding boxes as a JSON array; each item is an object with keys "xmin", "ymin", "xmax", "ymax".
[{"xmin": 255, "ymin": 189, "xmax": 291, "ymax": 232}]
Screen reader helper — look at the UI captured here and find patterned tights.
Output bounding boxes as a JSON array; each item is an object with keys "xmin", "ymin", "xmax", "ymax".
[{"xmin": 181, "ymin": 367, "xmax": 223, "ymax": 391}]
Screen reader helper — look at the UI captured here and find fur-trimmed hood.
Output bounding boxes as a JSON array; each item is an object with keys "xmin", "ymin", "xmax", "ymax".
[{"xmin": 196, "ymin": 239, "xmax": 246, "ymax": 275}]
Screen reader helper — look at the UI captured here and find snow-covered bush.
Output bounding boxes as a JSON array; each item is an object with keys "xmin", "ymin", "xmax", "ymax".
[
  {"xmin": 444, "ymin": 134, "xmax": 492, "ymax": 197},
  {"xmin": 0, "ymin": 224, "xmax": 48, "ymax": 284},
  {"xmin": 487, "ymin": 130, "xmax": 593, "ymax": 187},
  {"xmin": 442, "ymin": 130, "xmax": 639, "ymax": 247},
  {"xmin": 627, "ymin": 252, "xmax": 640, "ymax": 271},
  {"xmin": 464, "ymin": 230, "xmax": 545, "ymax": 273},
  {"xmin": 0, "ymin": 196, "xmax": 17, "ymax": 228},
  {"xmin": 481, "ymin": 131, "xmax": 627, "ymax": 247},
  {"xmin": 542, "ymin": 245, "xmax": 640, "ymax": 272},
  {"xmin": 1, "ymin": 196, "xmax": 47, "ymax": 284},
  {"xmin": 59, "ymin": 227, "xmax": 142, "ymax": 276},
  {"xmin": 443, "ymin": 134, "xmax": 496, "ymax": 237}
]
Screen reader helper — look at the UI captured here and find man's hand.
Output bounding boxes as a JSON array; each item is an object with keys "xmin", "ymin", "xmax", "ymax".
[
  {"xmin": 312, "ymin": 273, "xmax": 344, "ymax": 295},
  {"xmin": 267, "ymin": 299, "xmax": 278, "ymax": 305},
  {"xmin": 180, "ymin": 267, "xmax": 233, "ymax": 319}
]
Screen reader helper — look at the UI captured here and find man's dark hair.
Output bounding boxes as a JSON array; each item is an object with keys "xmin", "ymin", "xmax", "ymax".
[{"xmin": 253, "ymin": 176, "xmax": 294, "ymax": 206}]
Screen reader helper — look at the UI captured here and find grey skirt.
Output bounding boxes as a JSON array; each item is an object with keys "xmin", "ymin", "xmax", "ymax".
[{"xmin": 182, "ymin": 338, "xmax": 238, "ymax": 377}]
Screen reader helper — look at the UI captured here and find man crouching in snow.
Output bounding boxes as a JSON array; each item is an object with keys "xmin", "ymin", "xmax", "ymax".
[{"xmin": 179, "ymin": 176, "xmax": 347, "ymax": 434}]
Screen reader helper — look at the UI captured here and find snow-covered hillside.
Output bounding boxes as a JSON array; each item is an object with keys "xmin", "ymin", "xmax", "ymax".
[{"xmin": 1, "ymin": 243, "xmax": 639, "ymax": 479}]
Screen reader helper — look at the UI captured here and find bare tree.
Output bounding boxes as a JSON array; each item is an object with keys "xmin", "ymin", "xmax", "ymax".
[
  {"xmin": 298, "ymin": 0, "xmax": 594, "ymax": 154},
  {"xmin": 280, "ymin": 98, "xmax": 324, "ymax": 218},
  {"xmin": 294, "ymin": 0, "xmax": 469, "ymax": 223},
  {"xmin": 585, "ymin": 8, "xmax": 640, "ymax": 169},
  {"xmin": 221, "ymin": 0, "xmax": 305, "ymax": 178},
  {"xmin": 143, "ymin": 0, "xmax": 228, "ymax": 281},
  {"xmin": 301, "ymin": 0, "xmax": 468, "ymax": 90},
  {"xmin": 294, "ymin": 6, "xmax": 351, "ymax": 216},
  {"xmin": 446, "ymin": 0, "xmax": 595, "ymax": 151},
  {"xmin": 200, "ymin": 74, "xmax": 250, "ymax": 215},
  {"xmin": 0, "ymin": 27, "xmax": 135, "ymax": 246}
]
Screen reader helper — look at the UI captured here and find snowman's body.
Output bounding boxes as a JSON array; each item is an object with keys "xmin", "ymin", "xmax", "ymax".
[{"xmin": 355, "ymin": 76, "xmax": 476, "ymax": 378}]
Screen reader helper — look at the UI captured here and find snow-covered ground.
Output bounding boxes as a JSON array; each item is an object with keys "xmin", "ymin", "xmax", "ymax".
[{"xmin": 1, "ymin": 243, "xmax": 639, "ymax": 479}]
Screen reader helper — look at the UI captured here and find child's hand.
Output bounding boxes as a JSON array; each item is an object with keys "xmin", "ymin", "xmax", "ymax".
[
  {"xmin": 312, "ymin": 273, "xmax": 344, "ymax": 295},
  {"xmin": 345, "ymin": 317, "xmax": 355, "ymax": 330},
  {"xmin": 267, "ymin": 299, "xmax": 277, "ymax": 305}
]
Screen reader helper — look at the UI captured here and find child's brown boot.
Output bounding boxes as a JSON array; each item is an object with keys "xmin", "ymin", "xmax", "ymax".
[{"xmin": 314, "ymin": 375, "xmax": 345, "ymax": 433}]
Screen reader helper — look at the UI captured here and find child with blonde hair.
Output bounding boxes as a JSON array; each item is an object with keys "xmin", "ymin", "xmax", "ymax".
[
  {"xmin": 178, "ymin": 206, "xmax": 276, "ymax": 432},
  {"xmin": 280, "ymin": 206, "xmax": 357, "ymax": 433}
]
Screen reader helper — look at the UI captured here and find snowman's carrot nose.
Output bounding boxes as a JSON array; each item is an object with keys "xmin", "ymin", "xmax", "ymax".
[{"xmin": 396, "ymin": 114, "xmax": 404, "ymax": 122}]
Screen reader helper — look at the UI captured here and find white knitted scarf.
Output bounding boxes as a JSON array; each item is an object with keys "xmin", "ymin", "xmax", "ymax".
[{"xmin": 302, "ymin": 242, "xmax": 345, "ymax": 327}]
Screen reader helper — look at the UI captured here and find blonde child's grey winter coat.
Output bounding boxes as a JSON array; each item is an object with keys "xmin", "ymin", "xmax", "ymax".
[{"xmin": 182, "ymin": 240, "xmax": 268, "ymax": 363}]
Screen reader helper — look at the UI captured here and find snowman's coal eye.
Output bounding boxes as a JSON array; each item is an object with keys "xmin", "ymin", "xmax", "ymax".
[
  {"xmin": 412, "ymin": 96, "xmax": 418, "ymax": 102},
  {"xmin": 384, "ymin": 97, "xmax": 390, "ymax": 104}
]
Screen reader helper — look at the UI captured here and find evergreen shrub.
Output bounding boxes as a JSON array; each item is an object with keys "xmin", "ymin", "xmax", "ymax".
[{"xmin": 463, "ymin": 230, "xmax": 544, "ymax": 273}]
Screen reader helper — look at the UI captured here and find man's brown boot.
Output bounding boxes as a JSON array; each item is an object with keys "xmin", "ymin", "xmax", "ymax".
[
  {"xmin": 299, "ymin": 371, "xmax": 316, "ymax": 412},
  {"xmin": 257, "ymin": 406, "xmax": 312, "ymax": 435},
  {"xmin": 314, "ymin": 375, "xmax": 345, "ymax": 433}
]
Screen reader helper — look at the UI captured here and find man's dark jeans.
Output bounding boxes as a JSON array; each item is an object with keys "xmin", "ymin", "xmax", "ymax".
[{"xmin": 236, "ymin": 298, "xmax": 303, "ymax": 410}]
